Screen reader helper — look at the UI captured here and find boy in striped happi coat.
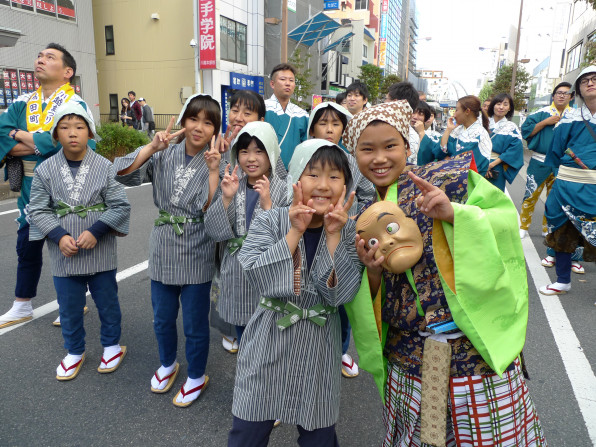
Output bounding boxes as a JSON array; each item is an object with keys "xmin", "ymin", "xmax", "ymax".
[
  {"xmin": 114, "ymin": 94, "xmax": 222, "ymax": 407},
  {"xmin": 228, "ymin": 140, "xmax": 362, "ymax": 446},
  {"xmin": 28, "ymin": 102, "xmax": 131, "ymax": 381},
  {"xmin": 342, "ymin": 101, "xmax": 546, "ymax": 446},
  {"xmin": 205, "ymin": 122, "xmax": 289, "ymax": 342}
]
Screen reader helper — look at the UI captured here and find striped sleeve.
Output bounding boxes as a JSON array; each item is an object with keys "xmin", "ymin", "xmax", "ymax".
[
  {"xmin": 28, "ymin": 169, "xmax": 61, "ymax": 240},
  {"xmin": 314, "ymin": 219, "xmax": 362, "ymax": 306},
  {"xmin": 113, "ymin": 145, "xmax": 154, "ymax": 186},
  {"xmin": 98, "ymin": 164, "xmax": 131, "ymax": 235},
  {"xmin": 204, "ymin": 192, "xmax": 237, "ymax": 242},
  {"xmin": 238, "ymin": 209, "xmax": 297, "ymax": 299}
]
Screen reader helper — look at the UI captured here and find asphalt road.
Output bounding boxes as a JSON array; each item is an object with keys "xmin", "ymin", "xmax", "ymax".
[{"xmin": 0, "ymin": 154, "xmax": 594, "ymax": 446}]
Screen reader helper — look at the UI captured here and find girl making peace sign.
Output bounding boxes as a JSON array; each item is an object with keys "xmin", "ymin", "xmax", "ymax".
[{"xmin": 114, "ymin": 94, "xmax": 223, "ymax": 408}]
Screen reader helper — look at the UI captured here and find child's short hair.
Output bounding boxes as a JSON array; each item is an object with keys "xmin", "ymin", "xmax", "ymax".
[
  {"xmin": 414, "ymin": 101, "xmax": 431, "ymax": 122},
  {"xmin": 309, "ymin": 106, "xmax": 348, "ymax": 134},
  {"xmin": 235, "ymin": 133, "xmax": 267, "ymax": 161},
  {"xmin": 52, "ymin": 113, "xmax": 93, "ymax": 141},
  {"xmin": 179, "ymin": 95, "xmax": 222, "ymax": 133},
  {"xmin": 230, "ymin": 90, "xmax": 266, "ymax": 119},
  {"xmin": 306, "ymin": 145, "xmax": 352, "ymax": 190}
]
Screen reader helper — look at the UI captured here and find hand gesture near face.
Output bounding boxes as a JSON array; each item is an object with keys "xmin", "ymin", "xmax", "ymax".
[
  {"xmin": 324, "ymin": 186, "xmax": 355, "ymax": 236},
  {"xmin": 205, "ymin": 134, "xmax": 223, "ymax": 172},
  {"xmin": 149, "ymin": 116, "xmax": 185, "ymax": 153},
  {"xmin": 221, "ymin": 126, "xmax": 241, "ymax": 153},
  {"xmin": 221, "ymin": 164, "xmax": 240, "ymax": 200},
  {"xmin": 413, "ymin": 119, "xmax": 425, "ymax": 138},
  {"xmin": 446, "ymin": 117, "xmax": 457, "ymax": 132},
  {"xmin": 288, "ymin": 181, "xmax": 315, "ymax": 234},
  {"xmin": 253, "ymin": 175, "xmax": 272, "ymax": 210},
  {"xmin": 408, "ymin": 171, "xmax": 454, "ymax": 223}
]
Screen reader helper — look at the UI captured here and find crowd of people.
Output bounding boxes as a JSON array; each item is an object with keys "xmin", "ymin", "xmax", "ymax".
[
  {"xmin": 2, "ymin": 41, "xmax": 596, "ymax": 446},
  {"xmin": 120, "ymin": 90, "xmax": 155, "ymax": 138}
]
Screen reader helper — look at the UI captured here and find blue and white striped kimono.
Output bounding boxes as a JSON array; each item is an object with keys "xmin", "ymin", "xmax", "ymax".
[
  {"xmin": 28, "ymin": 149, "xmax": 130, "ymax": 276},
  {"xmin": 417, "ymin": 121, "xmax": 492, "ymax": 175},
  {"xmin": 114, "ymin": 140, "xmax": 216, "ymax": 285},
  {"xmin": 487, "ymin": 117, "xmax": 524, "ymax": 191},
  {"xmin": 232, "ymin": 207, "xmax": 362, "ymax": 430}
]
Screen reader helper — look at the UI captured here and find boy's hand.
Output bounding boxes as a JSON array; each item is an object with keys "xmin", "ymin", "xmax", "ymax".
[
  {"xmin": 408, "ymin": 171, "xmax": 454, "ymax": 223},
  {"xmin": 288, "ymin": 181, "xmax": 315, "ymax": 234},
  {"xmin": 222, "ymin": 126, "xmax": 241, "ymax": 153},
  {"xmin": 413, "ymin": 120, "xmax": 425, "ymax": 137},
  {"xmin": 254, "ymin": 175, "xmax": 272, "ymax": 210},
  {"xmin": 148, "ymin": 116, "xmax": 185, "ymax": 153},
  {"xmin": 324, "ymin": 187, "xmax": 355, "ymax": 236},
  {"xmin": 221, "ymin": 164, "xmax": 240, "ymax": 200},
  {"xmin": 355, "ymin": 234, "xmax": 385, "ymax": 275},
  {"xmin": 76, "ymin": 230, "xmax": 98, "ymax": 250},
  {"xmin": 59, "ymin": 235, "xmax": 79, "ymax": 257},
  {"xmin": 205, "ymin": 135, "xmax": 223, "ymax": 171}
]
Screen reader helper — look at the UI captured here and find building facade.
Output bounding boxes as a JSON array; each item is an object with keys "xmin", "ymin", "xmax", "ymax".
[{"xmin": 0, "ymin": 0, "xmax": 99, "ymax": 120}]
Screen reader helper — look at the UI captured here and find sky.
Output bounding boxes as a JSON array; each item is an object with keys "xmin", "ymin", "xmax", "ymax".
[{"xmin": 415, "ymin": 0, "xmax": 547, "ymax": 96}]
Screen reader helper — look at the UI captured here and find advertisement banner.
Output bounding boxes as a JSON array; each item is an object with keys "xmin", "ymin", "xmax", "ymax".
[
  {"xmin": 199, "ymin": 0, "xmax": 216, "ymax": 69},
  {"xmin": 312, "ymin": 95, "xmax": 323, "ymax": 109}
]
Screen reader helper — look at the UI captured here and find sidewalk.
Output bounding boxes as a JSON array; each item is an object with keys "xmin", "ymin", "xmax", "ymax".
[{"xmin": 0, "ymin": 180, "xmax": 20, "ymax": 202}]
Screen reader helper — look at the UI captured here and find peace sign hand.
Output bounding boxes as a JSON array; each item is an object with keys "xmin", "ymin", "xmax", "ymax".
[
  {"xmin": 221, "ymin": 125, "xmax": 241, "ymax": 153},
  {"xmin": 288, "ymin": 181, "xmax": 315, "ymax": 234},
  {"xmin": 407, "ymin": 171, "xmax": 454, "ymax": 223},
  {"xmin": 221, "ymin": 164, "xmax": 240, "ymax": 200},
  {"xmin": 148, "ymin": 116, "xmax": 185, "ymax": 153},
  {"xmin": 324, "ymin": 186, "xmax": 355, "ymax": 236},
  {"xmin": 205, "ymin": 134, "xmax": 223, "ymax": 172},
  {"xmin": 253, "ymin": 175, "xmax": 272, "ymax": 210}
]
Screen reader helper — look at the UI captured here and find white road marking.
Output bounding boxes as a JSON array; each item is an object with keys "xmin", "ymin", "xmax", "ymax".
[
  {"xmin": 0, "ymin": 209, "xmax": 18, "ymax": 216},
  {"xmin": 0, "ymin": 260, "xmax": 148, "ymax": 336},
  {"xmin": 505, "ymin": 188, "xmax": 596, "ymax": 444}
]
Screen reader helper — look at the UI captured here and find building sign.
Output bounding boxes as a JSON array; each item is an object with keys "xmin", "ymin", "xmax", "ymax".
[
  {"xmin": 312, "ymin": 95, "xmax": 323, "ymax": 108},
  {"xmin": 199, "ymin": 0, "xmax": 216, "ymax": 69},
  {"xmin": 378, "ymin": 0, "xmax": 388, "ymax": 69},
  {"xmin": 324, "ymin": 1, "xmax": 339, "ymax": 10},
  {"xmin": 288, "ymin": 0, "xmax": 296, "ymax": 12},
  {"xmin": 221, "ymin": 73, "xmax": 266, "ymax": 132}
]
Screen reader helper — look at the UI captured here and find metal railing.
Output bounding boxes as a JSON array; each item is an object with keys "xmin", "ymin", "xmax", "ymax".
[{"xmin": 99, "ymin": 114, "xmax": 181, "ymax": 131}]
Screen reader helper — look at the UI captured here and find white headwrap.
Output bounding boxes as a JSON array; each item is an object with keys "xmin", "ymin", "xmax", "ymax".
[
  {"xmin": 307, "ymin": 101, "xmax": 353, "ymax": 135},
  {"xmin": 49, "ymin": 101, "xmax": 96, "ymax": 145},
  {"xmin": 230, "ymin": 121, "xmax": 281, "ymax": 176},
  {"xmin": 176, "ymin": 93, "xmax": 220, "ymax": 125}
]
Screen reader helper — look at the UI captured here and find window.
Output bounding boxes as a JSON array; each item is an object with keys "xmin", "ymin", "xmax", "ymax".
[
  {"xmin": 105, "ymin": 26, "xmax": 115, "ymax": 55},
  {"xmin": 340, "ymin": 40, "xmax": 351, "ymax": 53},
  {"xmin": 220, "ymin": 16, "xmax": 247, "ymax": 64},
  {"xmin": 363, "ymin": 44, "xmax": 368, "ymax": 58},
  {"xmin": 0, "ymin": 67, "xmax": 39, "ymax": 109},
  {"xmin": 567, "ymin": 43, "xmax": 582, "ymax": 72},
  {"xmin": 56, "ymin": 0, "xmax": 75, "ymax": 21},
  {"xmin": 36, "ymin": 0, "xmax": 57, "ymax": 17},
  {"xmin": 109, "ymin": 94, "xmax": 119, "ymax": 121},
  {"xmin": 354, "ymin": 0, "xmax": 368, "ymax": 10},
  {"xmin": 4, "ymin": 0, "xmax": 75, "ymax": 20},
  {"xmin": 11, "ymin": 0, "xmax": 33, "ymax": 12},
  {"xmin": 0, "ymin": 0, "xmax": 10, "ymax": 7}
]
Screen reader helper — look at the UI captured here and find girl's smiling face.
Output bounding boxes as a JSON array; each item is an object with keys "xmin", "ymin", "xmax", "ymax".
[
  {"xmin": 299, "ymin": 160, "xmax": 346, "ymax": 225},
  {"xmin": 237, "ymin": 139, "xmax": 271, "ymax": 184},
  {"xmin": 310, "ymin": 108, "xmax": 345, "ymax": 145},
  {"xmin": 182, "ymin": 110, "xmax": 216, "ymax": 154},
  {"xmin": 355, "ymin": 122, "xmax": 408, "ymax": 198}
]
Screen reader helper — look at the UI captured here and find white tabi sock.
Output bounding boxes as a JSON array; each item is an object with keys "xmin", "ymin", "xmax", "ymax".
[
  {"xmin": 57, "ymin": 353, "xmax": 83, "ymax": 377},
  {"xmin": 99, "ymin": 344, "xmax": 122, "ymax": 370},
  {"xmin": 176, "ymin": 375, "xmax": 205, "ymax": 404},
  {"xmin": 0, "ymin": 300, "xmax": 33, "ymax": 322},
  {"xmin": 151, "ymin": 362, "xmax": 177, "ymax": 390}
]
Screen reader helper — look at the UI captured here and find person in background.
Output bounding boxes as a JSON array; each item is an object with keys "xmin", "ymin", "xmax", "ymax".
[
  {"xmin": 128, "ymin": 90, "xmax": 142, "ymax": 130},
  {"xmin": 345, "ymin": 81, "xmax": 369, "ymax": 116},
  {"xmin": 265, "ymin": 63, "xmax": 309, "ymax": 168},
  {"xmin": 139, "ymin": 97, "xmax": 155, "ymax": 138},
  {"xmin": 418, "ymin": 91, "xmax": 427, "ymax": 102},
  {"xmin": 120, "ymin": 98, "xmax": 132, "ymax": 128},
  {"xmin": 386, "ymin": 82, "xmax": 421, "ymax": 164},
  {"xmin": 335, "ymin": 92, "xmax": 347, "ymax": 108}
]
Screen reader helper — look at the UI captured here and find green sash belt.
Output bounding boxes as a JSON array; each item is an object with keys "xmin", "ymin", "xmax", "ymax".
[
  {"xmin": 154, "ymin": 209, "xmax": 203, "ymax": 236},
  {"xmin": 259, "ymin": 297, "xmax": 337, "ymax": 330},
  {"xmin": 55, "ymin": 201, "xmax": 107, "ymax": 218},
  {"xmin": 227, "ymin": 234, "xmax": 247, "ymax": 255}
]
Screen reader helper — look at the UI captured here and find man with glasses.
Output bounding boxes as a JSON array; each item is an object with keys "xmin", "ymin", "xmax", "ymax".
[
  {"xmin": 539, "ymin": 67, "xmax": 596, "ymax": 297},
  {"xmin": 520, "ymin": 82, "xmax": 574, "ymax": 240}
]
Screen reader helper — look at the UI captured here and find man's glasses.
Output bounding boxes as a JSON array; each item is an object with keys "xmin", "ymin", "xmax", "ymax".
[
  {"xmin": 554, "ymin": 91, "xmax": 572, "ymax": 97},
  {"xmin": 579, "ymin": 75, "xmax": 596, "ymax": 86}
]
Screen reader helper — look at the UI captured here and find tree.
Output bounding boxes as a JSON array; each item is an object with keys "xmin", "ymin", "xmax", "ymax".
[
  {"xmin": 289, "ymin": 47, "xmax": 314, "ymax": 110},
  {"xmin": 378, "ymin": 73, "xmax": 402, "ymax": 102},
  {"xmin": 491, "ymin": 64, "xmax": 531, "ymax": 111},
  {"xmin": 478, "ymin": 82, "xmax": 493, "ymax": 103},
  {"xmin": 582, "ymin": 40, "xmax": 596, "ymax": 68},
  {"xmin": 358, "ymin": 64, "xmax": 384, "ymax": 104}
]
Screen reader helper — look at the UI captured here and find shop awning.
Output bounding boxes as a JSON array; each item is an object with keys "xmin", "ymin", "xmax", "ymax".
[
  {"xmin": 322, "ymin": 32, "xmax": 354, "ymax": 54},
  {"xmin": 288, "ymin": 12, "xmax": 341, "ymax": 47},
  {"xmin": 363, "ymin": 28, "xmax": 375, "ymax": 41}
]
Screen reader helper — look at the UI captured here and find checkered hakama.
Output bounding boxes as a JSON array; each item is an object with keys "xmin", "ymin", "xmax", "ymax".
[{"xmin": 383, "ymin": 359, "xmax": 547, "ymax": 446}]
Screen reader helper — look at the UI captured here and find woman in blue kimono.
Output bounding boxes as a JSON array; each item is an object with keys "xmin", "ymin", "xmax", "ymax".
[
  {"xmin": 485, "ymin": 93, "xmax": 524, "ymax": 191},
  {"xmin": 417, "ymin": 95, "xmax": 492, "ymax": 175}
]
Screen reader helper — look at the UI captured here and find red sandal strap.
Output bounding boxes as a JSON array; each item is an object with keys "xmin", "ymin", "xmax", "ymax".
[
  {"xmin": 180, "ymin": 381, "xmax": 206, "ymax": 397},
  {"xmin": 60, "ymin": 358, "xmax": 82, "ymax": 373},
  {"xmin": 154, "ymin": 368, "xmax": 177, "ymax": 384},
  {"xmin": 342, "ymin": 359, "xmax": 354, "ymax": 369},
  {"xmin": 100, "ymin": 351, "xmax": 123, "ymax": 366}
]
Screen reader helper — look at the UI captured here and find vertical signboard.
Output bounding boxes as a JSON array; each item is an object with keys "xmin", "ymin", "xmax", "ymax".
[
  {"xmin": 199, "ymin": 0, "xmax": 216, "ymax": 69},
  {"xmin": 378, "ymin": 0, "xmax": 388, "ymax": 69}
]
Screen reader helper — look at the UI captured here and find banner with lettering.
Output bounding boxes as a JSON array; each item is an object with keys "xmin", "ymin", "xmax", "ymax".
[{"xmin": 199, "ymin": 0, "xmax": 216, "ymax": 69}]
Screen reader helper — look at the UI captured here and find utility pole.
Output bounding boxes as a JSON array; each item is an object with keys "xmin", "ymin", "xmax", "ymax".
[
  {"xmin": 510, "ymin": 0, "xmax": 524, "ymax": 100},
  {"xmin": 281, "ymin": 0, "xmax": 288, "ymax": 63}
]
